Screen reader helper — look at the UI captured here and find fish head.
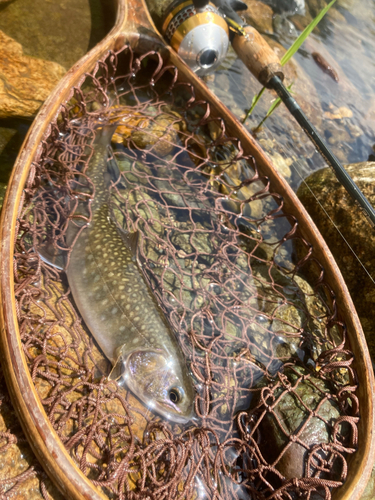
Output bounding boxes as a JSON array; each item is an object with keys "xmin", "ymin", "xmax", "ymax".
[{"xmin": 123, "ymin": 349, "xmax": 195, "ymax": 424}]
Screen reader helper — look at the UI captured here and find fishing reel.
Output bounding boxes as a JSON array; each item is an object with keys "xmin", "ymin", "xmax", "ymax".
[
  {"xmin": 146, "ymin": 0, "xmax": 247, "ymax": 75},
  {"xmin": 160, "ymin": 0, "xmax": 230, "ymax": 75}
]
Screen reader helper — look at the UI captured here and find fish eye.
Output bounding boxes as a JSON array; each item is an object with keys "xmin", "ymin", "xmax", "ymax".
[{"xmin": 169, "ymin": 387, "xmax": 182, "ymax": 404}]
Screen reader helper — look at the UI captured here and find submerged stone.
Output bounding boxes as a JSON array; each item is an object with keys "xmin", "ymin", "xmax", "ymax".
[
  {"xmin": 0, "ymin": 184, "xmax": 6, "ymax": 209},
  {"xmin": 297, "ymin": 161, "xmax": 375, "ymax": 360},
  {"xmin": 248, "ymin": 365, "xmax": 345, "ymax": 480}
]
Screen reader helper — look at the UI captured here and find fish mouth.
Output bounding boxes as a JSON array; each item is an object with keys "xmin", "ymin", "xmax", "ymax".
[
  {"xmin": 159, "ymin": 401, "xmax": 194, "ymax": 424},
  {"xmin": 162, "ymin": 409, "xmax": 193, "ymax": 424}
]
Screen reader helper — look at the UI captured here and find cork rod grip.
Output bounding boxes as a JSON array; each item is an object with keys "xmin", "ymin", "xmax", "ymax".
[{"xmin": 232, "ymin": 25, "xmax": 284, "ymax": 87}]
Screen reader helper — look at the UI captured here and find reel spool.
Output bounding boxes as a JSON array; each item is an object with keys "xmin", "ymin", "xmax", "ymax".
[{"xmin": 161, "ymin": 0, "xmax": 229, "ymax": 76}]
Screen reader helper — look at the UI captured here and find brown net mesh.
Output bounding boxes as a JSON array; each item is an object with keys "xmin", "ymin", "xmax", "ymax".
[{"xmin": 13, "ymin": 46, "xmax": 359, "ymax": 500}]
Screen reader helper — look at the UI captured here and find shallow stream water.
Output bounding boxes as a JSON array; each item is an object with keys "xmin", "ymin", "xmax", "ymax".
[{"xmin": 0, "ymin": 0, "xmax": 375, "ymax": 498}]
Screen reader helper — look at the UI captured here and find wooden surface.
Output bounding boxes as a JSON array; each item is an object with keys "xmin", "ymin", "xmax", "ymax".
[
  {"xmin": 0, "ymin": 0, "xmax": 374, "ymax": 499},
  {"xmin": 232, "ymin": 25, "xmax": 284, "ymax": 87}
]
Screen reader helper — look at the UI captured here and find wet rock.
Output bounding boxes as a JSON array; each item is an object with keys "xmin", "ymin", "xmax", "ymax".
[
  {"xmin": 362, "ymin": 465, "xmax": 375, "ymax": 500},
  {"xmin": 250, "ymin": 365, "xmax": 343, "ymax": 479},
  {"xmin": 0, "ymin": 127, "xmax": 17, "ymax": 154},
  {"xmin": 261, "ymin": 0, "xmax": 305, "ymax": 15},
  {"xmin": 306, "ymin": 0, "xmax": 327, "ymax": 16},
  {"xmin": 325, "ymin": 6, "xmax": 346, "ymax": 23},
  {"xmin": 0, "ymin": 184, "xmax": 6, "ymax": 209},
  {"xmin": 0, "ymin": 30, "xmax": 66, "ymax": 118},
  {"xmin": 289, "ymin": 11, "xmax": 313, "ymax": 30},
  {"xmin": 0, "ymin": 0, "xmax": 108, "ymax": 70},
  {"xmin": 297, "ymin": 162, "xmax": 375, "ymax": 360},
  {"xmin": 268, "ymin": 151, "xmax": 293, "ymax": 179},
  {"xmin": 240, "ymin": 0, "xmax": 274, "ymax": 34},
  {"xmin": 273, "ymin": 14, "xmax": 298, "ymax": 42},
  {"xmin": 323, "ymin": 105, "xmax": 353, "ymax": 120},
  {"xmin": 110, "ymin": 106, "xmax": 182, "ymax": 156}
]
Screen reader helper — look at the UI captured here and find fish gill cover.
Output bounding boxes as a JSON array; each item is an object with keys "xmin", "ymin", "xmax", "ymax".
[{"xmin": 14, "ymin": 46, "xmax": 358, "ymax": 499}]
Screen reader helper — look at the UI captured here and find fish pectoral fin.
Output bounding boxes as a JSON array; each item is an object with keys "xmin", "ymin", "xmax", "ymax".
[
  {"xmin": 103, "ymin": 171, "xmax": 113, "ymax": 189},
  {"xmin": 35, "ymin": 240, "xmax": 66, "ymax": 270},
  {"xmin": 108, "ymin": 353, "xmax": 124, "ymax": 381}
]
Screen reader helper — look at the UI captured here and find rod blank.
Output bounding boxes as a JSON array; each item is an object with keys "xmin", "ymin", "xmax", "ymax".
[{"xmin": 269, "ymin": 76, "xmax": 375, "ymax": 227}]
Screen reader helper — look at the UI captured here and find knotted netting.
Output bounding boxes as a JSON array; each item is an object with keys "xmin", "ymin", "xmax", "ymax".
[{"xmin": 13, "ymin": 46, "xmax": 359, "ymax": 500}]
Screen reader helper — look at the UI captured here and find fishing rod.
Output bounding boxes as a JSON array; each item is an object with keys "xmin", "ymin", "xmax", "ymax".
[
  {"xmin": 228, "ymin": 13, "xmax": 375, "ymax": 228},
  {"xmin": 147, "ymin": 0, "xmax": 375, "ymax": 227},
  {"xmin": 220, "ymin": 1, "xmax": 375, "ymax": 227},
  {"xmin": 215, "ymin": 0, "xmax": 375, "ymax": 227}
]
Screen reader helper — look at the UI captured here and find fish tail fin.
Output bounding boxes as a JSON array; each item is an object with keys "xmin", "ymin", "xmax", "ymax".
[
  {"xmin": 106, "ymin": 146, "xmax": 123, "ymax": 186},
  {"xmin": 94, "ymin": 124, "xmax": 118, "ymax": 146},
  {"xmin": 35, "ymin": 240, "xmax": 66, "ymax": 270}
]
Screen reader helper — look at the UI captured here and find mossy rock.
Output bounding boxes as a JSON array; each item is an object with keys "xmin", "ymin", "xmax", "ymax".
[{"xmin": 297, "ymin": 161, "xmax": 375, "ymax": 361}]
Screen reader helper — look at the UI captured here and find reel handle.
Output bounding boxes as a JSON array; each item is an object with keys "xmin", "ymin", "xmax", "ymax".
[{"xmin": 232, "ymin": 25, "xmax": 284, "ymax": 88}]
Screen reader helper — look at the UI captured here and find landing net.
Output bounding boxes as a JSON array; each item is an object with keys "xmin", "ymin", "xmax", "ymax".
[{"xmin": 14, "ymin": 46, "xmax": 359, "ymax": 500}]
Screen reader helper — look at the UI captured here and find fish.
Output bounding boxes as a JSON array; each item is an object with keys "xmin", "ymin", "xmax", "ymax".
[
  {"xmin": 312, "ymin": 52, "xmax": 339, "ymax": 82},
  {"xmin": 39, "ymin": 125, "xmax": 195, "ymax": 424}
]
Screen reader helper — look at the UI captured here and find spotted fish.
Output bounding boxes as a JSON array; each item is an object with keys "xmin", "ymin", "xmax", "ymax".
[{"xmin": 40, "ymin": 126, "xmax": 195, "ymax": 424}]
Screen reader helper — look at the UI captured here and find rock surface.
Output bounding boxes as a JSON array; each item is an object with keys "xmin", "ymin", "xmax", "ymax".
[
  {"xmin": 0, "ymin": 184, "xmax": 6, "ymax": 207},
  {"xmin": 0, "ymin": 30, "xmax": 66, "ymax": 118},
  {"xmin": 297, "ymin": 162, "xmax": 375, "ymax": 360},
  {"xmin": 0, "ymin": 0, "xmax": 109, "ymax": 70},
  {"xmin": 240, "ymin": 0, "xmax": 274, "ymax": 34},
  {"xmin": 253, "ymin": 365, "xmax": 343, "ymax": 480}
]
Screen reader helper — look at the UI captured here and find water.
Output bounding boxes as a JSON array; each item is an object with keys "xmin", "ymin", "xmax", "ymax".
[{"xmin": 206, "ymin": 0, "xmax": 375, "ymax": 231}]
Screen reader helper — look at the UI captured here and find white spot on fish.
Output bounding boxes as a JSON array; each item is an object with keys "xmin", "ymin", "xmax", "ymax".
[{"xmin": 112, "ymin": 307, "xmax": 118, "ymax": 315}]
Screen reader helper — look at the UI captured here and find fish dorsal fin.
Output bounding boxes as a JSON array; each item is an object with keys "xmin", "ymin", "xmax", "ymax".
[{"xmin": 36, "ymin": 240, "xmax": 66, "ymax": 270}]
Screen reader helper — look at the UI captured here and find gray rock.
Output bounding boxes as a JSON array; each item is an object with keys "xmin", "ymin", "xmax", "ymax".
[
  {"xmin": 247, "ymin": 365, "xmax": 344, "ymax": 479},
  {"xmin": 261, "ymin": 0, "xmax": 305, "ymax": 15}
]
